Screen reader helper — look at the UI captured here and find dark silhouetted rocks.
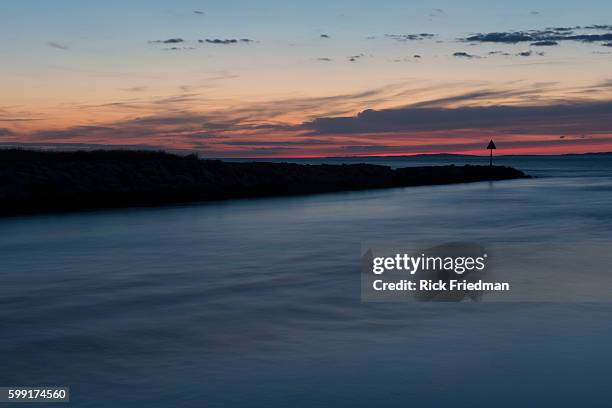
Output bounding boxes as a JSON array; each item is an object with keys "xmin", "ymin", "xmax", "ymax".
[{"xmin": 0, "ymin": 149, "xmax": 529, "ymax": 216}]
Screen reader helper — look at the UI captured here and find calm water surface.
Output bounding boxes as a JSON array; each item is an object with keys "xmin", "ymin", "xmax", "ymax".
[{"xmin": 1, "ymin": 155, "xmax": 612, "ymax": 407}]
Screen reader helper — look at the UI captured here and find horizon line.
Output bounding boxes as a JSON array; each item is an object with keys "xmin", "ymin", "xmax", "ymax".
[{"xmin": 3, "ymin": 145, "xmax": 612, "ymax": 160}]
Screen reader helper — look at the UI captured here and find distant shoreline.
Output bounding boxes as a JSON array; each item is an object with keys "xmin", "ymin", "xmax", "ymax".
[
  {"xmin": 2, "ymin": 145, "xmax": 611, "ymax": 160},
  {"xmin": 221, "ymin": 151, "xmax": 612, "ymax": 161},
  {"xmin": 0, "ymin": 149, "xmax": 529, "ymax": 217}
]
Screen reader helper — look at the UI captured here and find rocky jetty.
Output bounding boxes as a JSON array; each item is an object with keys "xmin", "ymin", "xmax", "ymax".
[{"xmin": 0, "ymin": 149, "xmax": 529, "ymax": 216}]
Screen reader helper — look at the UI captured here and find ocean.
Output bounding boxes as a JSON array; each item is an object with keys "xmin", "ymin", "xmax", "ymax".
[{"xmin": 1, "ymin": 154, "xmax": 612, "ymax": 407}]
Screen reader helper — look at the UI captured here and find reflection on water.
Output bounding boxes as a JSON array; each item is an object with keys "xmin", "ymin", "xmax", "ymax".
[{"xmin": 1, "ymin": 155, "xmax": 612, "ymax": 407}]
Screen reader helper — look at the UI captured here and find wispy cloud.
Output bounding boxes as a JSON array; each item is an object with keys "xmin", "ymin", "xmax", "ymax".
[
  {"xmin": 0, "ymin": 128, "xmax": 14, "ymax": 136},
  {"xmin": 47, "ymin": 41, "xmax": 69, "ymax": 50},
  {"xmin": 429, "ymin": 8, "xmax": 445, "ymax": 17},
  {"xmin": 200, "ymin": 38, "xmax": 254, "ymax": 44},
  {"xmin": 121, "ymin": 86, "xmax": 148, "ymax": 92},
  {"xmin": 463, "ymin": 25, "xmax": 612, "ymax": 44},
  {"xmin": 162, "ymin": 46, "xmax": 195, "ymax": 51},
  {"xmin": 10, "ymin": 82, "xmax": 612, "ymax": 156},
  {"xmin": 385, "ymin": 33, "xmax": 435, "ymax": 42},
  {"xmin": 453, "ymin": 52, "xmax": 478, "ymax": 59},
  {"xmin": 301, "ymin": 99, "xmax": 612, "ymax": 138},
  {"xmin": 149, "ymin": 38, "xmax": 184, "ymax": 44},
  {"xmin": 531, "ymin": 40, "xmax": 559, "ymax": 46}
]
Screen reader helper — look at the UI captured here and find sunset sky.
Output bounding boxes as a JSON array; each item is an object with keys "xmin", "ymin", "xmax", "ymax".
[{"xmin": 2, "ymin": 0, "xmax": 612, "ymax": 157}]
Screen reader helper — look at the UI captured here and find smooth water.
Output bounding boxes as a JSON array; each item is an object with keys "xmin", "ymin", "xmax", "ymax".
[{"xmin": 1, "ymin": 155, "xmax": 612, "ymax": 407}]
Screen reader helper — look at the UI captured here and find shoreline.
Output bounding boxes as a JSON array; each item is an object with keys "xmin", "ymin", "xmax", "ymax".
[{"xmin": 0, "ymin": 149, "xmax": 530, "ymax": 217}]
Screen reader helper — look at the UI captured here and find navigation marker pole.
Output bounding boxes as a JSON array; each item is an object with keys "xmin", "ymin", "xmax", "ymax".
[{"xmin": 487, "ymin": 139, "xmax": 497, "ymax": 166}]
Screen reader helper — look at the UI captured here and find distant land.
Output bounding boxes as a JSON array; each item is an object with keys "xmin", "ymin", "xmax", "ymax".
[
  {"xmin": 1, "ymin": 143, "xmax": 611, "ymax": 160},
  {"xmin": 0, "ymin": 149, "xmax": 529, "ymax": 216},
  {"xmin": 223, "ymin": 151, "xmax": 612, "ymax": 161}
]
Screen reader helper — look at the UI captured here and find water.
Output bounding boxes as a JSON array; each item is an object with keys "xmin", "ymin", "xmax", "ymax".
[{"xmin": 1, "ymin": 155, "xmax": 612, "ymax": 407}]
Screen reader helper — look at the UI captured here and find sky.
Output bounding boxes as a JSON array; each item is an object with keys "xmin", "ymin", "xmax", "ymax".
[{"xmin": 1, "ymin": 0, "xmax": 612, "ymax": 157}]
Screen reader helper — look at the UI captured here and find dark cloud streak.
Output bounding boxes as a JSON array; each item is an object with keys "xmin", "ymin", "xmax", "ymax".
[
  {"xmin": 463, "ymin": 26, "xmax": 612, "ymax": 44},
  {"xmin": 453, "ymin": 52, "xmax": 477, "ymax": 59},
  {"xmin": 385, "ymin": 33, "xmax": 435, "ymax": 42},
  {"xmin": 149, "ymin": 38, "xmax": 184, "ymax": 44},
  {"xmin": 301, "ymin": 100, "xmax": 612, "ymax": 137},
  {"xmin": 531, "ymin": 40, "xmax": 558, "ymax": 46},
  {"xmin": 47, "ymin": 41, "xmax": 70, "ymax": 50},
  {"xmin": 200, "ymin": 38, "xmax": 254, "ymax": 44}
]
